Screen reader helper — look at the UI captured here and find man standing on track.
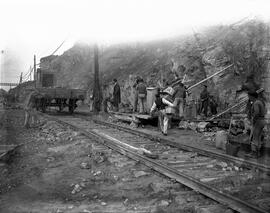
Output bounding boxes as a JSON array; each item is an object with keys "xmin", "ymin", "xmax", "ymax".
[{"xmin": 150, "ymin": 89, "xmax": 175, "ymax": 136}]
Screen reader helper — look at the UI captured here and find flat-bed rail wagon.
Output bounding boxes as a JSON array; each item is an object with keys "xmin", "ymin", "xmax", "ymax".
[
  {"xmin": 35, "ymin": 87, "xmax": 85, "ymax": 113},
  {"xmin": 34, "ymin": 67, "xmax": 86, "ymax": 113}
]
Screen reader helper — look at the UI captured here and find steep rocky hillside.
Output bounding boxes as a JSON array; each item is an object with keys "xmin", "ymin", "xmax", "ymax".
[{"xmin": 28, "ymin": 20, "xmax": 270, "ymax": 106}]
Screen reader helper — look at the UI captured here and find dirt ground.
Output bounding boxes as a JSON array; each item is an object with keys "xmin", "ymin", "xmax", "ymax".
[{"xmin": 0, "ymin": 109, "xmax": 218, "ymax": 213}]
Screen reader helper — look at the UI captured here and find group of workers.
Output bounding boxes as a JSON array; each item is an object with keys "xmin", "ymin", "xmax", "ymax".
[
  {"xmin": 135, "ymin": 74, "xmax": 267, "ymax": 159},
  {"xmin": 109, "ymin": 76, "xmax": 219, "ymax": 135},
  {"xmin": 109, "ymin": 77, "xmax": 148, "ymax": 114},
  {"xmin": 22, "ymin": 73, "xmax": 267, "ymax": 159},
  {"xmin": 149, "ymin": 82, "xmax": 219, "ymax": 136},
  {"xmin": 199, "ymin": 85, "xmax": 218, "ymax": 117}
]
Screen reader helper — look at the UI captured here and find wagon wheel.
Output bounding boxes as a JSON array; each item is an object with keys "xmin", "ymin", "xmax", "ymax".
[
  {"xmin": 58, "ymin": 105, "xmax": 63, "ymax": 112},
  {"xmin": 40, "ymin": 98, "xmax": 46, "ymax": 113},
  {"xmin": 35, "ymin": 98, "xmax": 40, "ymax": 111},
  {"xmin": 57, "ymin": 99, "xmax": 64, "ymax": 112},
  {"xmin": 68, "ymin": 99, "xmax": 75, "ymax": 114}
]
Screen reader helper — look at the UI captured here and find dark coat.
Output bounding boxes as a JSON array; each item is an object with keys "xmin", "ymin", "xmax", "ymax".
[
  {"xmin": 174, "ymin": 85, "xmax": 186, "ymax": 99},
  {"xmin": 251, "ymin": 99, "xmax": 266, "ymax": 123},
  {"xmin": 136, "ymin": 82, "xmax": 147, "ymax": 95},
  {"xmin": 200, "ymin": 88, "xmax": 209, "ymax": 101},
  {"xmin": 113, "ymin": 83, "xmax": 121, "ymax": 104}
]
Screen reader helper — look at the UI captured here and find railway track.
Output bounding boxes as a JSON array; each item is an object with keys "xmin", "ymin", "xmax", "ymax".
[
  {"xmin": 92, "ymin": 119, "xmax": 270, "ymax": 174},
  {"xmin": 42, "ymin": 113, "xmax": 270, "ymax": 213}
]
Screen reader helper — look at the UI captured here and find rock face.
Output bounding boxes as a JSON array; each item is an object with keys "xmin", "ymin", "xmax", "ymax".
[
  {"xmin": 263, "ymin": 60, "xmax": 270, "ymax": 117},
  {"xmin": 11, "ymin": 20, "xmax": 270, "ymax": 110}
]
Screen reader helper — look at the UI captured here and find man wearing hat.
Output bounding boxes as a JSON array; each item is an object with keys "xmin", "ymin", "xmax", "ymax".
[
  {"xmin": 239, "ymin": 74, "xmax": 260, "ymax": 120},
  {"xmin": 150, "ymin": 88, "xmax": 175, "ymax": 136},
  {"xmin": 246, "ymin": 91, "xmax": 266, "ymax": 158}
]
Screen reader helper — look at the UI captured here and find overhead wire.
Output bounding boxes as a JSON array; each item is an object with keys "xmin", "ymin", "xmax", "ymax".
[
  {"xmin": 21, "ymin": 38, "xmax": 67, "ymax": 83},
  {"xmin": 36, "ymin": 38, "xmax": 67, "ymax": 66}
]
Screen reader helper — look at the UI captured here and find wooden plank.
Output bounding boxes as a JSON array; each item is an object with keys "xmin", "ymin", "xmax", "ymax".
[
  {"xmin": 111, "ymin": 112, "xmax": 151, "ymax": 120},
  {"xmin": 0, "ymin": 144, "xmax": 22, "ymax": 160},
  {"xmin": 114, "ymin": 115, "xmax": 134, "ymax": 122}
]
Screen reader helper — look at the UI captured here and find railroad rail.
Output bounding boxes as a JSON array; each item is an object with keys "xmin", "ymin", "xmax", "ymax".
[
  {"xmin": 42, "ymin": 113, "xmax": 270, "ymax": 213},
  {"xmin": 89, "ymin": 118, "xmax": 270, "ymax": 174},
  {"xmin": 0, "ymin": 144, "xmax": 22, "ymax": 161}
]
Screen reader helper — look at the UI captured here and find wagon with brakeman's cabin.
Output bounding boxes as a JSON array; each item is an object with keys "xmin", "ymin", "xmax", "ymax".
[{"xmin": 33, "ymin": 67, "xmax": 86, "ymax": 113}]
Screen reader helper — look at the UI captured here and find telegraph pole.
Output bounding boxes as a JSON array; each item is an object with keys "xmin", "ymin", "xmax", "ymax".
[
  {"xmin": 93, "ymin": 44, "xmax": 102, "ymax": 112},
  {"xmin": 34, "ymin": 55, "xmax": 37, "ymax": 87},
  {"xmin": 19, "ymin": 72, "xmax": 23, "ymax": 84}
]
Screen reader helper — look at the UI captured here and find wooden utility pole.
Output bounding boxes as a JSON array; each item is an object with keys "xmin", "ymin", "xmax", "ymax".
[
  {"xmin": 34, "ymin": 55, "xmax": 37, "ymax": 87},
  {"xmin": 19, "ymin": 72, "xmax": 23, "ymax": 84},
  {"xmin": 93, "ymin": 44, "xmax": 102, "ymax": 112}
]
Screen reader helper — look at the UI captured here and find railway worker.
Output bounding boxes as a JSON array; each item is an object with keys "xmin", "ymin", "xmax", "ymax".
[
  {"xmin": 200, "ymin": 85, "xmax": 209, "ymax": 117},
  {"xmin": 237, "ymin": 74, "xmax": 260, "ymax": 120},
  {"xmin": 173, "ymin": 82, "xmax": 186, "ymax": 120},
  {"xmin": 209, "ymin": 95, "xmax": 218, "ymax": 115},
  {"xmin": 112, "ymin": 79, "xmax": 121, "ymax": 112},
  {"xmin": 136, "ymin": 78, "xmax": 147, "ymax": 114},
  {"xmin": 23, "ymin": 90, "xmax": 40, "ymax": 128},
  {"xmin": 150, "ymin": 89, "xmax": 175, "ymax": 136},
  {"xmin": 246, "ymin": 92, "xmax": 266, "ymax": 158}
]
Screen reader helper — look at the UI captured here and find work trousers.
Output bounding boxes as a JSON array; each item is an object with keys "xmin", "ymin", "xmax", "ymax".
[
  {"xmin": 159, "ymin": 110, "xmax": 171, "ymax": 134},
  {"xmin": 24, "ymin": 109, "xmax": 38, "ymax": 128},
  {"xmin": 138, "ymin": 96, "xmax": 146, "ymax": 113},
  {"xmin": 201, "ymin": 100, "xmax": 209, "ymax": 117},
  {"xmin": 113, "ymin": 102, "xmax": 119, "ymax": 112},
  {"xmin": 174, "ymin": 98, "xmax": 185, "ymax": 118},
  {"xmin": 251, "ymin": 119, "xmax": 266, "ymax": 152}
]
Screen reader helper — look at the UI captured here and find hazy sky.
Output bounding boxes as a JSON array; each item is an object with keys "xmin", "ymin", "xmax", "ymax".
[{"xmin": 0, "ymin": 0, "xmax": 270, "ymax": 89}]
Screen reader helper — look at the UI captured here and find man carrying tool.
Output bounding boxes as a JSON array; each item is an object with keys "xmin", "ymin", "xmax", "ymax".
[
  {"xmin": 245, "ymin": 91, "xmax": 266, "ymax": 158},
  {"xmin": 150, "ymin": 88, "xmax": 175, "ymax": 136}
]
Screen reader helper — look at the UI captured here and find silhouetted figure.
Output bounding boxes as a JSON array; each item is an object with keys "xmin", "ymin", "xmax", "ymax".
[
  {"xmin": 209, "ymin": 95, "xmax": 218, "ymax": 115},
  {"xmin": 200, "ymin": 85, "xmax": 209, "ymax": 117},
  {"xmin": 173, "ymin": 82, "xmax": 186, "ymax": 119},
  {"xmin": 112, "ymin": 79, "xmax": 121, "ymax": 111},
  {"xmin": 136, "ymin": 78, "xmax": 147, "ymax": 114}
]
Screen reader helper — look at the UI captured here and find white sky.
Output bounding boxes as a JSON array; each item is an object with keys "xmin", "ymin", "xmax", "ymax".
[{"xmin": 0, "ymin": 0, "xmax": 270, "ymax": 88}]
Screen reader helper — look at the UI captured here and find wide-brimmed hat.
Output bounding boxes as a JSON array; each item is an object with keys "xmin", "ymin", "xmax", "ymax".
[{"xmin": 163, "ymin": 86, "xmax": 175, "ymax": 96}]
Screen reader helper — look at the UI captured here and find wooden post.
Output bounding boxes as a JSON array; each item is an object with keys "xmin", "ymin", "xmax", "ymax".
[
  {"xmin": 19, "ymin": 72, "xmax": 23, "ymax": 83},
  {"xmin": 34, "ymin": 55, "xmax": 37, "ymax": 87},
  {"xmin": 93, "ymin": 44, "xmax": 102, "ymax": 112}
]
